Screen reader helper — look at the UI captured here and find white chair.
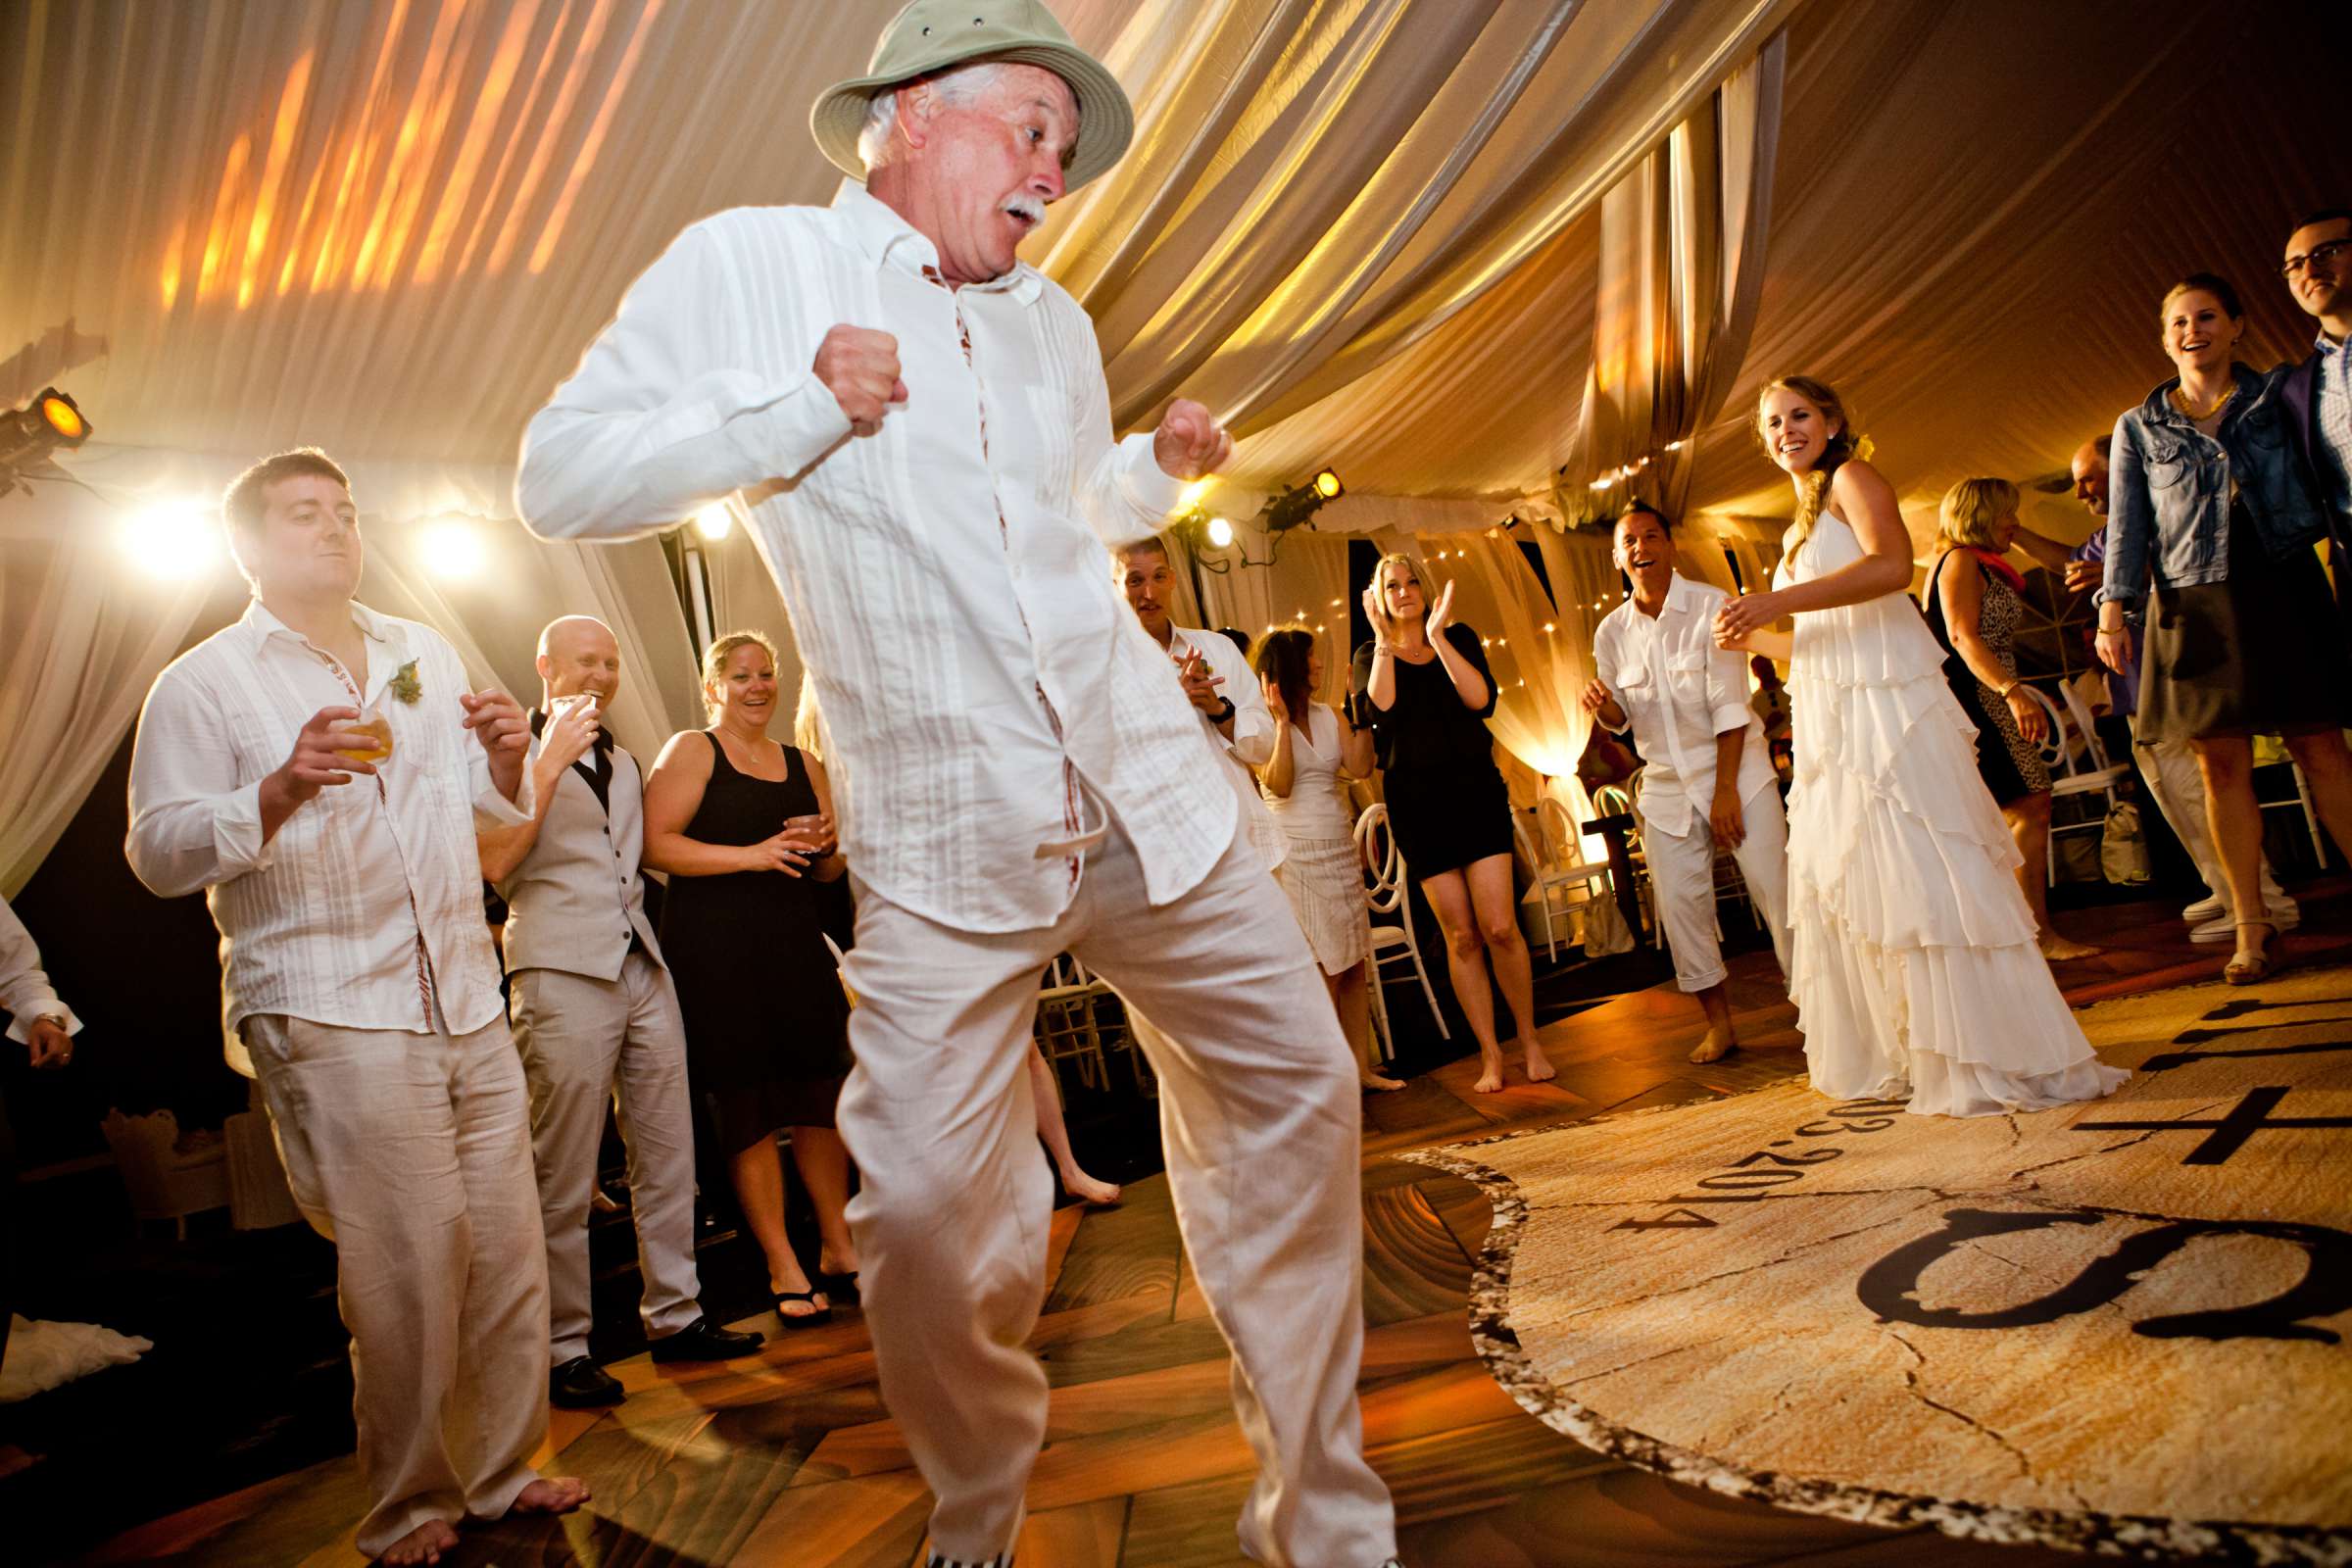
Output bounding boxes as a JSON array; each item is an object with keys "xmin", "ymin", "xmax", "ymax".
[
  {"xmin": 2257, "ymin": 760, "xmax": 2329, "ymax": 871},
  {"xmin": 1514, "ymin": 802, "xmax": 1614, "ymax": 961},
  {"xmin": 1035, "ymin": 951, "xmax": 1124, "ymax": 1095},
  {"xmin": 2017, "ymin": 681, "xmax": 2132, "ymax": 884},
  {"xmin": 1355, "ymin": 803, "xmax": 1447, "ymax": 1060}
]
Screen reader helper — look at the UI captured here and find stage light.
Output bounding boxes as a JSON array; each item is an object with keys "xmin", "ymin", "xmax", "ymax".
[
  {"xmin": 1206, "ymin": 515, "xmax": 1234, "ymax": 548},
  {"xmin": 0, "ymin": 387, "xmax": 93, "ymax": 494},
  {"xmin": 694, "ymin": 503, "xmax": 733, "ymax": 541},
  {"xmin": 122, "ymin": 501, "xmax": 225, "ymax": 580},
  {"xmin": 1312, "ymin": 468, "xmax": 1343, "ymax": 500},
  {"xmin": 423, "ymin": 519, "xmax": 486, "ymax": 579}
]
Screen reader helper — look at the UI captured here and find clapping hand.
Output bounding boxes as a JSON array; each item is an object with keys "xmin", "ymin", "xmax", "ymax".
[
  {"xmin": 1260, "ymin": 670, "xmax": 1289, "ymax": 723},
  {"xmin": 1360, "ymin": 582, "xmax": 1396, "ymax": 643},
  {"xmin": 1424, "ymin": 580, "xmax": 1456, "ymax": 637}
]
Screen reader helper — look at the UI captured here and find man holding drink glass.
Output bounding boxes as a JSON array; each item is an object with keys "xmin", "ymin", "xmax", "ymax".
[
  {"xmin": 126, "ymin": 448, "xmax": 586, "ymax": 1566},
  {"xmin": 478, "ymin": 615, "xmax": 762, "ymax": 1411}
]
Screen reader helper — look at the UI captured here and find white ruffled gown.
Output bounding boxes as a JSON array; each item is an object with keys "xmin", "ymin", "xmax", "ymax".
[{"xmin": 1774, "ymin": 512, "xmax": 2129, "ymax": 1117}]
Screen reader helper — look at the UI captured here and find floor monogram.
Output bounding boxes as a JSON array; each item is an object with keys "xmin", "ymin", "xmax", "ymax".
[{"xmin": 1407, "ymin": 967, "xmax": 2352, "ymax": 1564}]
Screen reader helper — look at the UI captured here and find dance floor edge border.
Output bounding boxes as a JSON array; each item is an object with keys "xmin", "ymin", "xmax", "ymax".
[{"xmin": 1396, "ymin": 1093, "xmax": 2352, "ymax": 1568}]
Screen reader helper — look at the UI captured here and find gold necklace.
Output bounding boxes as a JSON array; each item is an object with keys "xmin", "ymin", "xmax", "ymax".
[{"xmin": 2170, "ymin": 382, "xmax": 2234, "ymax": 421}]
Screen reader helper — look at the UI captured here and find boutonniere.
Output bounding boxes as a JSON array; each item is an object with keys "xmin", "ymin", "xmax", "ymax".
[{"xmin": 389, "ymin": 660, "xmax": 422, "ymax": 706}]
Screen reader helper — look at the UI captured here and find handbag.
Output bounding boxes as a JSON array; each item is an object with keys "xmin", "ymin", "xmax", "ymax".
[{"xmin": 2100, "ymin": 799, "xmax": 2152, "ymax": 886}]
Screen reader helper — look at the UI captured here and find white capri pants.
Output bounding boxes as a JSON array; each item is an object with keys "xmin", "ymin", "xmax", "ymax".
[{"xmin": 1643, "ymin": 780, "xmax": 1792, "ymax": 993}]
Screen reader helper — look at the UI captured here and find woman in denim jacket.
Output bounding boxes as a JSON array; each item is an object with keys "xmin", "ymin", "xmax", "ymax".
[{"xmin": 2095, "ymin": 272, "xmax": 2352, "ymax": 983}]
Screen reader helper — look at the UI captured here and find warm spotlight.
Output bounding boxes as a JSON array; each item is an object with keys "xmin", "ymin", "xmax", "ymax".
[
  {"xmin": 423, "ymin": 519, "xmax": 486, "ymax": 579},
  {"xmin": 694, "ymin": 503, "xmax": 733, "ymax": 541},
  {"xmin": 1, "ymin": 387, "xmax": 93, "ymax": 494},
  {"xmin": 1312, "ymin": 467, "xmax": 1343, "ymax": 500},
  {"xmin": 122, "ymin": 501, "xmax": 224, "ymax": 580},
  {"xmin": 1206, "ymin": 515, "xmax": 1235, "ymax": 548}
]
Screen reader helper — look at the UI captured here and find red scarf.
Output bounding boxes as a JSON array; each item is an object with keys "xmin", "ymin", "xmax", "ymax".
[{"xmin": 1961, "ymin": 547, "xmax": 2028, "ymax": 596}]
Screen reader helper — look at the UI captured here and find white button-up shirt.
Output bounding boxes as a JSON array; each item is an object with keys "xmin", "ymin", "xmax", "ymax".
[
  {"xmin": 126, "ymin": 600, "xmax": 530, "ymax": 1074},
  {"xmin": 1165, "ymin": 625, "xmax": 1285, "ymax": 871},
  {"xmin": 518, "ymin": 179, "xmax": 1235, "ymax": 933},
  {"xmin": 1592, "ymin": 572, "xmax": 1774, "ymax": 839},
  {"xmin": 0, "ymin": 894, "xmax": 79, "ymax": 1043}
]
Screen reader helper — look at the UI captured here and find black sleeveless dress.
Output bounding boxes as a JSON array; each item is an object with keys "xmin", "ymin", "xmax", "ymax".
[
  {"xmin": 658, "ymin": 732, "xmax": 852, "ymax": 1153},
  {"xmin": 1348, "ymin": 622, "xmax": 1512, "ymax": 876}
]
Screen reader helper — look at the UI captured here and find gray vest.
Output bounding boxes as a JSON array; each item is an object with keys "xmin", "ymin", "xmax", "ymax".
[{"xmin": 496, "ymin": 736, "xmax": 663, "ymax": 979}]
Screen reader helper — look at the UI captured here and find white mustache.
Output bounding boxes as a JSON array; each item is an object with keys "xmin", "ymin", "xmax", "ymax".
[{"xmin": 1004, "ymin": 196, "xmax": 1045, "ymax": 224}]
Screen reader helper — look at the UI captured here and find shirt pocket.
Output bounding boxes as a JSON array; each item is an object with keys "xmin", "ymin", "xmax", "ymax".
[
  {"xmin": 2143, "ymin": 433, "xmax": 2195, "ymax": 492},
  {"xmin": 1667, "ymin": 651, "xmax": 1708, "ymax": 696},
  {"xmin": 1613, "ymin": 662, "xmax": 1654, "ymax": 723}
]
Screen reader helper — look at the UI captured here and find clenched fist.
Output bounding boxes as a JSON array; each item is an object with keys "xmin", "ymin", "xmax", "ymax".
[
  {"xmin": 815, "ymin": 324, "xmax": 907, "ymax": 428},
  {"xmin": 1153, "ymin": 399, "xmax": 1232, "ymax": 481}
]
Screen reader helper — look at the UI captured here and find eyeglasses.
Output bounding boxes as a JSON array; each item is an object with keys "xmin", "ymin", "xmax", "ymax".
[{"xmin": 2282, "ymin": 238, "xmax": 2350, "ymax": 280}]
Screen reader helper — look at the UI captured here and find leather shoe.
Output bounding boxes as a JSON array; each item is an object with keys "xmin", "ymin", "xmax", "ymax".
[
  {"xmin": 648, "ymin": 1316, "xmax": 764, "ymax": 1363},
  {"xmin": 550, "ymin": 1355, "xmax": 625, "ymax": 1408}
]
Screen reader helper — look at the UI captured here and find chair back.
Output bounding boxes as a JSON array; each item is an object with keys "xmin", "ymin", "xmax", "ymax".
[
  {"xmin": 2056, "ymin": 680, "xmax": 2113, "ymax": 771},
  {"xmin": 1355, "ymin": 802, "xmax": 1405, "ymax": 914},
  {"xmin": 1538, "ymin": 795, "xmax": 1582, "ymax": 866},
  {"xmin": 2012, "ymin": 682, "xmax": 2079, "ymax": 776}
]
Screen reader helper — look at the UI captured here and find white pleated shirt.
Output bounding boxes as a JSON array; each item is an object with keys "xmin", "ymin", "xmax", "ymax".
[
  {"xmin": 125, "ymin": 601, "xmax": 531, "ymax": 1074},
  {"xmin": 517, "ymin": 179, "xmax": 1236, "ymax": 932},
  {"xmin": 0, "ymin": 894, "xmax": 79, "ymax": 1042}
]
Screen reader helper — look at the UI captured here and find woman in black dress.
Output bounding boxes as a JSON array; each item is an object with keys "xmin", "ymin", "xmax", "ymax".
[
  {"xmin": 1352, "ymin": 554, "xmax": 1553, "ymax": 1094},
  {"xmin": 644, "ymin": 631, "xmax": 855, "ymax": 1323}
]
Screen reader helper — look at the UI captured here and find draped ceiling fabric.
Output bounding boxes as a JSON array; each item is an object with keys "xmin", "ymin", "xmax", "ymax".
[{"xmin": 3, "ymin": 0, "xmax": 2346, "ymax": 888}]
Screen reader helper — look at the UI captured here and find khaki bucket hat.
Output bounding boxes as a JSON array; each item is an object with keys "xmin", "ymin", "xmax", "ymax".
[{"xmin": 810, "ymin": 0, "xmax": 1134, "ymax": 192}]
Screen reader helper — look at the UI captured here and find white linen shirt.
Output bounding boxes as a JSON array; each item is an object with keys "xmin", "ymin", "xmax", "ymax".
[
  {"xmin": 1166, "ymin": 625, "xmax": 1285, "ymax": 871},
  {"xmin": 125, "ymin": 600, "xmax": 531, "ymax": 1075},
  {"xmin": 517, "ymin": 179, "xmax": 1235, "ymax": 932},
  {"xmin": 1592, "ymin": 572, "xmax": 1774, "ymax": 838},
  {"xmin": 0, "ymin": 894, "xmax": 80, "ymax": 1042}
]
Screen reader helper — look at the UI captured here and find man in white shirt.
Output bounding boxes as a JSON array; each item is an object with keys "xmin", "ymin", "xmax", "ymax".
[
  {"xmin": 1584, "ymin": 505, "xmax": 1792, "ymax": 1063},
  {"xmin": 1115, "ymin": 537, "xmax": 1287, "ymax": 871},
  {"xmin": 478, "ymin": 616, "xmax": 762, "ymax": 1412},
  {"xmin": 1, "ymin": 894, "xmax": 77, "ymax": 1377},
  {"xmin": 126, "ymin": 449, "xmax": 586, "ymax": 1567},
  {"xmin": 514, "ymin": 7, "xmax": 1398, "ymax": 1566}
]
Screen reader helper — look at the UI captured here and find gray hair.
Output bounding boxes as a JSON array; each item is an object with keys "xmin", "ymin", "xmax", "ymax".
[{"xmin": 856, "ymin": 61, "xmax": 1011, "ymax": 172}]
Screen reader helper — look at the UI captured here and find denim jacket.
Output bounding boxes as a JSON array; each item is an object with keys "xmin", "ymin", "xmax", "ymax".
[{"xmin": 2096, "ymin": 362, "xmax": 2328, "ymax": 608}]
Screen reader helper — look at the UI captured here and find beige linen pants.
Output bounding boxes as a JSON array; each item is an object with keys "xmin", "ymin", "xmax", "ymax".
[
  {"xmin": 1644, "ymin": 779, "xmax": 1793, "ymax": 993},
  {"xmin": 2133, "ymin": 734, "xmax": 2293, "ymax": 915},
  {"xmin": 242, "ymin": 1013, "xmax": 550, "ymax": 1557},
  {"xmin": 836, "ymin": 819, "xmax": 1398, "ymax": 1568},
  {"xmin": 510, "ymin": 950, "xmax": 703, "ymax": 1361}
]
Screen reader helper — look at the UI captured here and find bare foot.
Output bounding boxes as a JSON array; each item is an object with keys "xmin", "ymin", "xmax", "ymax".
[
  {"xmin": 1522, "ymin": 1042, "xmax": 1557, "ymax": 1083},
  {"xmin": 1473, "ymin": 1051, "xmax": 1505, "ymax": 1094},
  {"xmin": 2038, "ymin": 933, "xmax": 2101, "ymax": 962},
  {"xmin": 1060, "ymin": 1165, "xmax": 1123, "ymax": 1205},
  {"xmin": 379, "ymin": 1518, "xmax": 460, "ymax": 1566},
  {"xmin": 1689, "ymin": 1028, "xmax": 1737, "ymax": 1065},
  {"xmin": 508, "ymin": 1477, "xmax": 591, "ymax": 1517},
  {"xmin": 1359, "ymin": 1069, "xmax": 1408, "ymax": 1093}
]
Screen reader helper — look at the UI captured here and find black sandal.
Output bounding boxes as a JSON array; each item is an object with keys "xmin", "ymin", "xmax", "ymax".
[{"xmin": 773, "ymin": 1289, "xmax": 833, "ymax": 1329}]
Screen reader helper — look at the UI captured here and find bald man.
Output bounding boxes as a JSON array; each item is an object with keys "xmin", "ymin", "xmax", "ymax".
[{"xmin": 479, "ymin": 617, "xmax": 760, "ymax": 1408}]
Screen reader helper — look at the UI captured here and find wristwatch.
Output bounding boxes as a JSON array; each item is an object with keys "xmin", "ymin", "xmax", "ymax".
[{"xmin": 1209, "ymin": 696, "xmax": 1237, "ymax": 725}]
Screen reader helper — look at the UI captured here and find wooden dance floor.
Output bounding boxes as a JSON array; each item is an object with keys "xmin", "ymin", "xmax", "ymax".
[{"xmin": 74, "ymin": 893, "xmax": 2350, "ymax": 1567}]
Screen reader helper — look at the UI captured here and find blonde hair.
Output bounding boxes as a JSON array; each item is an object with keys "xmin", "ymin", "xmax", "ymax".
[
  {"xmin": 1755, "ymin": 374, "xmax": 1859, "ymax": 551},
  {"xmin": 700, "ymin": 630, "xmax": 777, "ymax": 720},
  {"xmin": 1936, "ymin": 477, "xmax": 2019, "ymax": 553},
  {"xmin": 1371, "ymin": 552, "xmax": 1424, "ymax": 620},
  {"xmin": 794, "ymin": 670, "xmax": 827, "ymax": 760}
]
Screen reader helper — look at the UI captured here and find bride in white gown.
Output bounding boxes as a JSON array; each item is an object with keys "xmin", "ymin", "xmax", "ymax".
[{"xmin": 1713, "ymin": 375, "xmax": 2127, "ymax": 1117}]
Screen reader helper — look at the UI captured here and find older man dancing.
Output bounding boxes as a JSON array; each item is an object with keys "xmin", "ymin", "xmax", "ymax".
[{"xmin": 514, "ymin": 5, "xmax": 1399, "ymax": 1566}]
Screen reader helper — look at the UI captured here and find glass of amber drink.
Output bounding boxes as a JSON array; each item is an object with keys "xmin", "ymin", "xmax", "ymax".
[{"xmin": 336, "ymin": 708, "xmax": 395, "ymax": 764}]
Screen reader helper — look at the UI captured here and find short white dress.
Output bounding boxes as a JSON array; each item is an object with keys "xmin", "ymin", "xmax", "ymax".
[
  {"xmin": 1775, "ymin": 512, "xmax": 2129, "ymax": 1117},
  {"xmin": 1264, "ymin": 705, "xmax": 1373, "ymax": 976}
]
